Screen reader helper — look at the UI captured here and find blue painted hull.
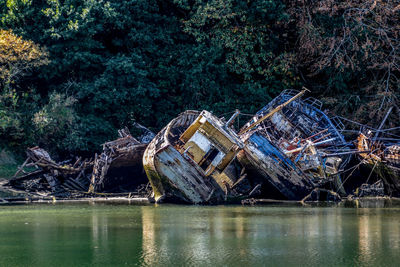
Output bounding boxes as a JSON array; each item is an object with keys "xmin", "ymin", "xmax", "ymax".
[{"xmin": 238, "ymin": 133, "xmax": 314, "ymax": 200}]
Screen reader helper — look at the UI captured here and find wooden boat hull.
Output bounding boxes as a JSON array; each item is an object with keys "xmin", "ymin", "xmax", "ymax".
[
  {"xmin": 143, "ymin": 142, "xmax": 223, "ymax": 203},
  {"xmin": 381, "ymin": 164, "xmax": 400, "ymax": 197},
  {"xmin": 143, "ymin": 110, "xmax": 235, "ymax": 204},
  {"xmin": 98, "ymin": 143, "xmax": 148, "ymax": 192},
  {"xmin": 238, "ymin": 133, "xmax": 313, "ymax": 200}
]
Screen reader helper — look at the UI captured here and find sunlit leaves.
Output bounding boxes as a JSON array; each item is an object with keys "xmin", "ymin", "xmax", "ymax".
[{"xmin": 0, "ymin": 29, "xmax": 48, "ymax": 84}]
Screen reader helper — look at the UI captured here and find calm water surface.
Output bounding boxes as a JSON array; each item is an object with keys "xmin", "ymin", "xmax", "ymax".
[{"xmin": 0, "ymin": 202, "xmax": 400, "ymax": 266}]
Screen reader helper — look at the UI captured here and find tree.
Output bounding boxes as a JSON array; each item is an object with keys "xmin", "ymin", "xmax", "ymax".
[
  {"xmin": 0, "ymin": 29, "xmax": 48, "ymax": 149},
  {"xmin": 0, "ymin": 29, "xmax": 48, "ymax": 89},
  {"xmin": 286, "ymin": 0, "xmax": 400, "ymax": 125}
]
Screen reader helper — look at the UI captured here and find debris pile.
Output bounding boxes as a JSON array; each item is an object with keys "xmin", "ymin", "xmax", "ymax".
[
  {"xmin": 2, "ymin": 126, "xmax": 153, "ymax": 201},
  {"xmin": 354, "ymin": 180, "xmax": 384, "ymax": 197},
  {"xmin": 6, "ymin": 147, "xmax": 94, "ymax": 197}
]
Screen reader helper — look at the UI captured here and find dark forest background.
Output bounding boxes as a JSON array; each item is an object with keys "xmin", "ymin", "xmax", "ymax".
[{"xmin": 1, "ymin": 0, "xmax": 399, "ymax": 158}]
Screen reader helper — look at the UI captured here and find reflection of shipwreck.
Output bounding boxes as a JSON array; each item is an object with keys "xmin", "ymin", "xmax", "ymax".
[
  {"xmin": 143, "ymin": 110, "xmax": 257, "ymax": 204},
  {"xmin": 237, "ymin": 89, "xmax": 350, "ymax": 200}
]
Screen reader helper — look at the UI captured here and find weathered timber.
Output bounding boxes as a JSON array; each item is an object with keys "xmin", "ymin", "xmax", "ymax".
[{"xmin": 89, "ymin": 128, "xmax": 149, "ymax": 193}]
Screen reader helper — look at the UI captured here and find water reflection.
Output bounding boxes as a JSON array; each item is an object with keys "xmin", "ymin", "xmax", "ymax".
[
  {"xmin": 1, "ymin": 204, "xmax": 400, "ymax": 266},
  {"xmin": 138, "ymin": 206, "xmax": 400, "ymax": 266},
  {"xmin": 91, "ymin": 208, "xmax": 110, "ymax": 262}
]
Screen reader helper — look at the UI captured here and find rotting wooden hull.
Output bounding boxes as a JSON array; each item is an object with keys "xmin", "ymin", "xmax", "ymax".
[
  {"xmin": 97, "ymin": 143, "xmax": 148, "ymax": 192},
  {"xmin": 90, "ymin": 135, "xmax": 149, "ymax": 193},
  {"xmin": 108, "ymin": 143, "xmax": 147, "ymax": 169},
  {"xmin": 379, "ymin": 163, "xmax": 400, "ymax": 197},
  {"xmin": 237, "ymin": 132, "xmax": 313, "ymax": 200},
  {"xmin": 143, "ymin": 110, "xmax": 229, "ymax": 204},
  {"xmin": 357, "ymin": 156, "xmax": 400, "ymax": 197},
  {"xmin": 143, "ymin": 143, "xmax": 220, "ymax": 203},
  {"xmin": 366, "ymin": 162, "xmax": 400, "ymax": 197}
]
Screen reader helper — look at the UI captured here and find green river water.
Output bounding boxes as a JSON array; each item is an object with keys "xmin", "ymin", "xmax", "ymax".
[{"xmin": 0, "ymin": 202, "xmax": 400, "ymax": 266}]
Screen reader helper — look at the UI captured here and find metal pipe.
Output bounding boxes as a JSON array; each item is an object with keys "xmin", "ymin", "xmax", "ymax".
[
  {"xmin": 373, "ymin": 106, "xmax": 393, "ymax": 141},
  {"xmin": 302, "ymin": 129, "xmax": 328, "ymax": 141},
  {"xmin": 226, "ymin": 109, "xmax": 240, "ymax": 127},
  {"xmin": 312, "ymin": 133, "xmax": 331, "ymax": 144},
  {"xmin": 322, "ymin": 150, "xmax": 372, "ymax": 158},
  {"xmin": 313, "ymin": 137, "xmax": 337, "ymax": 146}
]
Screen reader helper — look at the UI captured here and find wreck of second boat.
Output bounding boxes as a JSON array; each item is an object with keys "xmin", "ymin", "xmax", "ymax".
[{"xmin": 237, "ymin": 89, "xmax": 351, "ymax": 200}]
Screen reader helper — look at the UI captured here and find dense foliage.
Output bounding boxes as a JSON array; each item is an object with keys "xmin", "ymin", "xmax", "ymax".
[{"xmin": 0, "ymin": 0, "xmax": 399, "ymax": 156}]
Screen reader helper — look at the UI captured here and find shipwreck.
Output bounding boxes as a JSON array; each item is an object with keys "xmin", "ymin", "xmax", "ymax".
[
  {"xmin": 143, "ymin": 110, "xmax": 259, "ymax": 204},
  {"xmin": 4, "ymin": 90, "xmax": 400, "ymax": 205},
  {"xmin": 237, "ymin": 89, "xmax": 351, "ymax": 200}
]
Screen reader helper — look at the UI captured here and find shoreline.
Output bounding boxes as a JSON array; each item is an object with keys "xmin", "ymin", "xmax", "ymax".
[
  {"xmin": 2, "ymin": 194, "xmax": 400, "ymax": 207},
  {"xmin": 0, "ymin": 196, "xmax": 151, "ymax": 205}
]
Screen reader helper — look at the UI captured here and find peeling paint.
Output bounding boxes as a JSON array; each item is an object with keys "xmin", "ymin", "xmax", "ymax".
[{"xmin": 143, "ymin": 110, "xmax": 247, "ymax": 204}]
